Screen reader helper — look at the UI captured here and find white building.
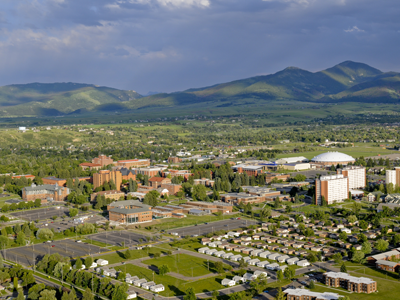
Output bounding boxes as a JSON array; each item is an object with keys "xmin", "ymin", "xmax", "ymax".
[
  {"xmin": 150, "ymin": 284, "xmax": 165, "ymax": 293},
  {"xmin": 338, "ymin": 166, "xmax": 366, "ymax": 189},
  {"xmin": 386, "ymin": 168, "xmax": 399, "ymax": 186},
  {"xmin": 284, "ymin": 288, "xmax": 340, "ymax": 300},
  {"xmin": 315, "ymin": 174, "xmax": 349, "ymax": 205},
  {"xmin": 96, "ymin": 259, "xmax": 108, "ymax": 266},
  {"xmin": 221, "ymin": 279, "xmax": 236, "ymax": 287}
]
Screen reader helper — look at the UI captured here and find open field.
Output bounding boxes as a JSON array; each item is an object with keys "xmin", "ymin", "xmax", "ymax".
[
  {"xmin": 3, "ymin": 239, "xmax": 109, "ymax": 266},
  {"xmin": 142, "ymin": 253, "xmax": 214, "ymax": 277},
  {"xmin": 10, "ymin": 206, "xmax": 69, "ymax": 221},
  {"xmin": 96, "ymin": 246, "xmax": 174, "ymax": 264},
  {"xmin": 88, "ymin": 230, "xmax": 150, "ymax": 247},
  {"xmin": 114, "ymin": 263, "xmax": 225, "ymax": 296},
  {"xmin": 168, "ymin": 219, "xmax": 258, "ymax": 237}
]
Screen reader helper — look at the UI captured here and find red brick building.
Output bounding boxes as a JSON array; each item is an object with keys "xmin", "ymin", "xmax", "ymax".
[
  {"xmin": 92, "ymin": 155, "xmax": 114, "ymax": 167},
  {"xmin": 91, "ymin": 190, "xmax": 125, "ymax": 202},
  {"xmin": 148, "ymin": 177, "xmax": 171, "ymax": 188},
  {"xmin": 323, "ymin": 272, "xmax": 377, "ymax": 293},
  {"xmin": 115, "ymin": 159, "xmax": 150, "ymax": 168},
  {"xmin": 79, "ymin": 162, "xmax": 102, "ymax": 171},
  {"xmin": 93, "ymin": 170, "xmax": 122, "ymax": 191}
]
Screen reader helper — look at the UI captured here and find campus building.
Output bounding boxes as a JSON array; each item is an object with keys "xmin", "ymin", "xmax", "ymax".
[
  {"xmin": 108, "ymin": 200, "xmax": 153, "ymax": 224},
  {"xmin": 115, "ymin": 159, "xmax": 150, "ymax": 168},
  {"xmin": 311, "ymin": 152, "xmax": 355, "ymax": 166},
  {"xmin": 92, "ymin": 155, "xmax": 115, "ymax": 167},
  {"xmin": 148, "ymin": 177, "xmax": 171, "ymax": 188},
  {"xmin": 337, "ymin": 166, "xmax": 366, "ymax": 189},
  {"xmin": 22, "ymin": 184, "xmax": 70, "ymax": 202},
  {"xmin": 93, "ymin": 170, "xmax": 122, "ymax": 191},
  {"xmin": 315, "ymin": 174, "xmax": 349, "ymax": 205},
  {"xmin": 284, "ymin": 288, "xmax": 340, "ymax": 300},
  {"xmin": 91, "ymin": 190, "xmax": 125, "ymax": 202},
  {"xmin": 119, "ymin": 168, "xmax": 137, "ymax": 181},
  {"xmin": 323, "ymin": 272, "xmax": 377, "ymax": 293}
]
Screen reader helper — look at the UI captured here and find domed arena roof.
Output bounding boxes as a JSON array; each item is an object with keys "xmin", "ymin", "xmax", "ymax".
[{"xmin": 311, "ymin": 152, "xmax": 355, "ymax": 163}]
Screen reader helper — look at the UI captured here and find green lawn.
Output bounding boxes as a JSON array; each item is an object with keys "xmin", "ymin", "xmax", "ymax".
[
  {"xmin": 114, "ymin": 264, "xmax": 224, "ymax": 296},
  {"xmin": 142, "ymin": 253, "xmax": 214, "ymax": 277},
  {"xmin": 96, "ymin": 247, "xmax": 171, "ymax": 264}
]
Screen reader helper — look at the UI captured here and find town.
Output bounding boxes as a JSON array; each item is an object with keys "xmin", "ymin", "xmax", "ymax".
[{"xmin": 1, "ymin": 126, "xmax": 400, "ymax": 300}]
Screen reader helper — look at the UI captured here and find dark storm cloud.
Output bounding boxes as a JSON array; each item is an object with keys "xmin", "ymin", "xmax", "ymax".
[{"xmin": 0, "ymin": 0, "xmax": 399, "ymax": 94}]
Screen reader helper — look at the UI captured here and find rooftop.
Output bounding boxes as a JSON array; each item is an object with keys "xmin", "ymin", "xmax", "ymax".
[
  {"xmin": 324, "ymin": 272, "xmax": 375, "ymax": 284},
  {"xmin": 284, "ymin": 288, "xmax": 340, "ymax": 300}
]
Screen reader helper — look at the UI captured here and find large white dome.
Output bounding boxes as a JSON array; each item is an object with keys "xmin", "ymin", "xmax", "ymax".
[{"xmin": 311, "ymin": 152, "xmax": 355, "ymax": 163}]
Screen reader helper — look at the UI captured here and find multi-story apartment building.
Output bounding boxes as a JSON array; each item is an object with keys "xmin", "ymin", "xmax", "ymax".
[
  {"xmin": 93, "ymin": 170, "xmax": 122, "ymax": 191},
  {"xmin": 386, "ymin": 167, "xmax": 400, "ymax": 186},
  {"xmin": 323, "ymin": 272, "xmax": 377, "ymax": 293},
  {"xmin": 22, "ymin": 184, "xmax": 70, "ymax": 202},
  {"xmin": 337, "ymin": 166, "xmax": 366, "ymax": 189},
  {"xmin": 285, "ymin": 288, "xmax": 340, "ymax": 300},
  {"xmin": 315, "ymin": 174, "xmax": 349, "ymax": 205}
]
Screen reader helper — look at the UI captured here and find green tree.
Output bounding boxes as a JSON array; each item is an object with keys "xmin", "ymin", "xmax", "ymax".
[
  {"xmin": 124, "ymin": 249, "xmax": 132, "ymax": 259},
  {"xmin": 214, "ymin": 261, "xmax": 224, "ymax": 274},
  {"xmin": 352, "ymin": 250, "xmax": 365, "ymax": 263},
  {"xmin": 284, "ymin": 266, "xmax": 295, "ymax": 280},
  {"xmin": 309, "ymin": 280, "xmax": 315, "ymax": 289},
  {"xmin": 85, "ymin": 256, "xmax": 93, "ymax": 269},
  {"xmin": 159, "ymin": 265, "xmax": 170, "ymax": 276},
  {"xmin": 347, "ymin": 215, "xmax": 357, "ymax": 224},
  {"xmin": 277, "ymin": 269, "xmax": 284, "ymax": 281},
  {"xmin": 16, "ymin": 231, "xmax": 26, "ymax": 246},
  {"xmin": 340, "ymin": 263, "xmax": 347, "ymax": 273},
  {"xmin": 333, "ymin": 253, "xmax": 342, "ymax": 264},
  {"xmin": 361, "ymin": 241, "xmax": 372, "ymax": 254},
  {"xmin": 183, "ymin": 287, "xmax": 196, "ymax": 300},
  {"xmin": 69, "ymin": 208, "xmax": 79, "ymax": 218},
  {"xmin": 275, "ymin": 287, "xmax": 285, "ymax": 300},
  {"xmin": 39, "ymin": 289, "xmax": 57, "ymax": 300},
  {"xmin": 16, "ymin": 289, "xmax": 24, "ymax": 300},
  {"xmin": 376, "ymin": 239, "xmax": 389, "ymax": 252},
  {"xmin": 75, "ymin": 258, "xmax": 83, "ymax": 270},
  {"xmin": 36, "ymin": 228, "xmax": 54, "ymax": 240},
  {"xmin": 82, "ymin": 288, "xmax": 94, "ymax": 300}
]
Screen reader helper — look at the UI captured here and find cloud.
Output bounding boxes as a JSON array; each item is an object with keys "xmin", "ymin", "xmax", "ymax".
[
  {"xmin": 0, "ymin": 0, "xmax": 399, "ymax": 95},
  {"xmin": 345, "ymin": 26, "xmax": 365, "ymax": 33}
]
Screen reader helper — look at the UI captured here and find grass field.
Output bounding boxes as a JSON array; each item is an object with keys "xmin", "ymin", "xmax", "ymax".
[
  {"xmin": 0, "ymin": 193, "xmax": 21, "ymax": 207},
  {"xmin": 114, "ymin": 264, "xmax": 224, "ymax": 296},
  {"xmin": 142, "ymin": 253, "xmax": 214, "ymax": 277}
]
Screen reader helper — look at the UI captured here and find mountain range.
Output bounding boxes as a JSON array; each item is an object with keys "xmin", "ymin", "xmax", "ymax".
[{"xmin": 1, "ymin": 61, "xmax": 400, "ymax": 118}]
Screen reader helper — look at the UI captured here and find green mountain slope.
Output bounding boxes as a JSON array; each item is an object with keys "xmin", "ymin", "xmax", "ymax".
[{"xmin": 0, "ymin": 83, "xmax": 142, "ymax": 117}]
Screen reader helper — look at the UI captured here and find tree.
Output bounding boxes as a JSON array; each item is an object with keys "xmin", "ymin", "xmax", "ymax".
[
  {"xmin": 352, "ymin": 202, "xmax": 362, "ymax": 215},
  {"xmin": 75, "ymin": 258, "xmax": 83, "ymax": 270},
  {"xmin": 143, "ymin": 190, "xmax": 159, "ymax": 207},
  {"xmin": 82, "ymin": 288, "xmax": 94, "ymax": 300},
  {"xmin": 284, "ymin": 266, "xmax": 295, "ymax": 280},
  {"xmin": 307, "ymin": 253, "xmax": 318, "ymax": 263},
  {"xmin": 376, "ymin": 239, "xmax": 389, "ymax": 252},
  {"xmin": 183, "ymin": 287, "xmax": 196, "ymax": 300},
  {"xmin": 36, "ymin": 228, "xmax": 54, "ymax": 240},
  {"xmin": 274, "ymin": 197, "xmax": 280, "ymax": 208},
  {"xmin": 339, "ymin": 231, "xmax": 348, "ymax": 241},
  {"xmin": 359, "ymin": 220, "xmax": 369, "ymax": 230},
  {"xmin": 16, "ymin": 289, "xmax": 24, "ymax": 300},
  {"xmin": 214, "ymin": 261, "xmax": 224, "ymax": 274},
  {"xmin": 347, "ymin": 215, "xmax": 357, "ymax": 224},
  {"xmin": 340, "ymin": 263, "xmax": 347, "ymax": 273},
  {"xmin": 321, "ymin": 195, "xmax": 327, "ymax": 206},
  {"xmin": 239, "ymin": 258, "xmax": 248, "ymax": 268},
  {"xmin": 69, "ymin": 208, "xmax": 78, "ymax": 218},
  {"xmin": 192, "ymin": 184, "xmax": 207, "ymax": 201},
  {"xmin": 333, "ymin": 253, "xmax": 342, "ymax": 264},
  {"xmin": 124, "ymin": 249, "xmax": 132, "ymax": 259},
  {"xmin": 16, "ymin": 231, "xmax": 26, "ymax": 246},
  {"xmin": 352, "ymin": 250, "xmax": 365, "ymax": 263},
  {"xmin": 361, "ymin": 241, "xmax": 372, "ymax": 254},
  {"xmin": 159, "ymin": 265, "xmax": 170, "ymax": 275},
  {"xmin": 85, "ymin": 256, "xmax": 93, "ymax": 269},
  {"xmin": 275, "ymin": 287, "xmax": 285, "ymax": 300},
  {"xmin": 259, "ymin": 207, "xmax": 271, "ymax": 221},
  {"xmin": 39, "ymin": 289, "xmax": 57, "ymax": 300},
  {"xmin": 309, "ymin": 280, "xmax": 315, "ymax": 289},
  {"xmin": 277, "ymin": 269, "xmax": 284, "ymax": 281}
]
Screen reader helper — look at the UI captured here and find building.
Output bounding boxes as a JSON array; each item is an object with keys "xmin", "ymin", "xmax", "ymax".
[
  {"xmin": 93, "ymin": 170, "xmax": 122, "ymax": 191},
  {"xmin": 162, "ymin": 169, "xmax": 192, "ymax": 180},
  {"xmin": 22, "ymin": 184, "xmax": 70, "ymax": 202},
  {"xmin": 375, "ymin": 260, "xmax": 400, "ymax": 272},
  {"xmin": 315, "ymin": 174, "xmax": 349, "ymax": 205},
  {"xmin": 311, "ymin": 152, "xmax": 355, "ymax": 166},
  {"xmin": 323, "ymin": 272, "xmax": 377, "ymax": 293},
  {"xmin": 148, "ymin": 177, "xmax": 171, "ymax": 188},
  {"xmin": 168, "ymin": 157, "xmax": 182, "ymax": 164},
  {"xmin": 386, "ymin": 167, "xmax": 400, "ymax": 186},
  {"xmin": 115, "ymin": 159, "xmax": 150, "ymax": 168},
  {"xmin": 265, "ymin": 173, "xmax": 290, "ymax": 183},
  {"xmin": 275, "ymin": 156, "xmax": 309, "ymax": 164},
  {"xmin": 91, "ymin": 190, "xmax": 125, "ymax": 202},
  {"xmin": 12, "ymin": 174, "xmax": 35, "ymax": 180},
  {"xmin": 79, "ymin": 163, "xmax": 102, "ymax": 171},
  {"xmin": 92, "ymin": 155, "xmax": 115, "ymax": 167},
  {"xmin": 337, "ymin": 166, "xmax": 366, "ymax": 189},
  {"xmin": 108, "ymin": 200, "xmax": 153, "ymax": 224},
  {"xmin": 134, "ymin": 167, "xmax": 163, "ymax": 177},
  {"xmin": 280, "ymin": 163, "xmax": 311, "ymax": 171},
  {"xmin": 284, "ymin": 288, "xmax": 340, "ymax": 300},
  {"xmin": 367, "ymin": 249, "xmax": 400, "ymax": 263},
  {"xmin": 232, "ymin": 165, "xmax": 263, "ymax": 176},
  {"xmin": 119, "ymin": 168, "xmax": 137, "ymax": 181},
  {"xmin": 161, "ymin": 183, "xmax": 182, "ymax": 195},
  {"xmin": 42, "ymin": 177, "xmax": 67, "ymax": 186}
]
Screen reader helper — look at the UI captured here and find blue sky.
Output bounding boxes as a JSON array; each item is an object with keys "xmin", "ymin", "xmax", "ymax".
[{"xmin": 0, "ymin": 0, "xmax": 399, "ymax": 94}]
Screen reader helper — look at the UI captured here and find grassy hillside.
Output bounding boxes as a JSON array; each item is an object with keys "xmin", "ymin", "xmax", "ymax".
[{"xmin": 0, "ymin": 83, "xmax": 142, "ymax": 117}]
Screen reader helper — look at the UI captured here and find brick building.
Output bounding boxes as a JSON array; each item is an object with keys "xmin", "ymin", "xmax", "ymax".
[
  {"xmin": 92, "ymin": 155, "xmax": 115, "ymax": 167},
  {"xmin": 148, "ymin": 177, "xmax": 171, "ymax": 188},
  {"xmin": 167, "ymin": 157, "xmax": 182, "ymax": 164},
  {"xmin": 323, "ymin": 272, "xmax": 377, "ymax": 293},
  {"xmin": 119, "ymin": 168, "xmax": 137, "ymax": 181},
  {"xmin": 42, "ymin": 176, "xmax": 67, "ymax": 186},
  {"xmin": 232, "ymin": 165, "xmax": 263, "ymax": 177},
  {"xmin": 221, "ymin": 188, "xmax": 280, "ymax": 205},
  {"xmin": 160, "ymin": 183, "xmax": 182, "ymax": 195},
  {"xmin": 162, "ymin": 169, "xmax": 192, "ymax": 180},
  {"xmin": 12, "ymin": 174, "xmax": 35, "ymax": 180},
  {"xmin": 367, "ymin": 249, "xmax": 400, "ymax": 264},
  {"xmin": 91, "ymin": 190, "xmax": 125, "ymax": 202},
  {"xmin": 135, "ymin": 167, "xmax": 163, "ymax": 177},
  {"xmin": 375, "ymin": 260, "xmax": 400, "ymax": 272},
  {"xmin": 93, "ymin": 170, "xmax": 122, "ymax": 191},
  {"xmin": 115, "ymin": 159, "xmax": 150, "ymax": 168},
  {"xmin": 79, "ymin": 163, "xmax": 102, "ymax": 171},
  {"xmin": 284, "ymin": 288, "xmax": 340, "ymax": 300},
  {"xmin": 265, "ymin": 173, "xmax": 290, "ymax": 183},
  {"xmin": 22, "ymin": 184, "xmax": 70, "ymax": 202},
  {"xmin": 108, "ymin": 200, "xmax": 152, "ymax": 224}
]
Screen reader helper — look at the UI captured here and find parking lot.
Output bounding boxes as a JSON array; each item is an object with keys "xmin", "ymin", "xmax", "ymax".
[
  {"xmin": 36, "ymin": 214, "xmax": 108, "ymax": 232},
  {"xmin": 10, "ymin": 206, "xmax": 69, "ymax": 221},
  {"xmin": 168, "ymin": 218, "xmax": 259, "ymax": 237},
  {"xmin": 3, "ymin": 239, "xmax": 109, "ymax": 266},
  {"xmin": 88, "ymin": 230, "xmax": 150, "ymax": 247}
]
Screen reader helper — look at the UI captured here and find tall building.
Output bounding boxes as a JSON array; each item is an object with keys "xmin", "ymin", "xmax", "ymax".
[
  {"xmin": 315, "ymin": 174, "xmax": 349, "ymax": 205},
  {"xmin": 337, "ymin": 166, "xmax": 366, "ymax": 189},
  {"xmin": 93, "ymin": 170, "xmax": 122, "ymax": 191},
  {"xmin": 386, "ymin": 167, "xmax": 400, "ymax": 186}
]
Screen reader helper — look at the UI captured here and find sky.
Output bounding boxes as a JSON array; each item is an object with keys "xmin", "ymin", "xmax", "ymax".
[{"xmin": 0, "ymin": 0, "xmax": 399, "ymax": 95}]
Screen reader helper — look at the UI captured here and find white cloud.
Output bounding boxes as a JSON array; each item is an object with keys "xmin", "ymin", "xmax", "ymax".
[
  {"xmin": 119, "ymin": 0, "xmax": 210, "ymax": 8},
  {"xmin": 345, "ymin": 26, "xmax": 365, "ymax": 33}
]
